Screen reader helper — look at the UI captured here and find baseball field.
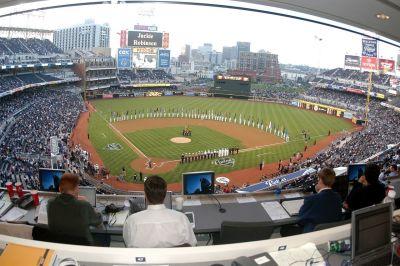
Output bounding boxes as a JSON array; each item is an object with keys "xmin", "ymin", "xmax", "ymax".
[{"xmin": 83, "ymin": 96, "xmax": 354, "ymax": 183}]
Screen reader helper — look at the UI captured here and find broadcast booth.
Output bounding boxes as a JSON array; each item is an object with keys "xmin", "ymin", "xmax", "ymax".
[
  {"xmin": 1, "ymin": 167, "xmax": 400, "ymax": 265},
  {"xmin": 1, "ymin": 0, "xmax": 400, "ymax": 265}
]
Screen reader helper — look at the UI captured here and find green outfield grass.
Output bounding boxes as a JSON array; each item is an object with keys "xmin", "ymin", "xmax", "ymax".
[
  {"xmin": 125, "ymin": 126, "xmax": 243, "ymax": 159},
  {"xmin": 89, "ymin": 96, "xmax": 354, "ymax": 183}
]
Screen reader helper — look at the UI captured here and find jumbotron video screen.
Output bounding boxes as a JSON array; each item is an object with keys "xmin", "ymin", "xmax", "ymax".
[{"xmin": 211, "ymin": 75, "xmax": 251, "ymax": 97}]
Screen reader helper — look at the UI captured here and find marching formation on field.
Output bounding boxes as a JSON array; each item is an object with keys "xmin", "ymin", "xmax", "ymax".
[
  {"xmin": 110, "ymin": 108, "xmax": 290, "ymax": 142},
  {"xmin": 182, "ymin": 126, "xmax": 191, "ymax": 136},
  {"xmin": 180, "ymin": 147, "xmax": 240, "ymax": 164}
]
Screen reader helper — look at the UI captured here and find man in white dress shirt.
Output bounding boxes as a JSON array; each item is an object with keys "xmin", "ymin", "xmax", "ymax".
[{"xmin": 123, "ymin": 175, "xmax": 197, "ymax": 248}]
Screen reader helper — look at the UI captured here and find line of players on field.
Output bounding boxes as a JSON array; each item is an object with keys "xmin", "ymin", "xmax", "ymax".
[{"xmin": 181, "ymin": 147, "xmax": 239, "ymax": 164}]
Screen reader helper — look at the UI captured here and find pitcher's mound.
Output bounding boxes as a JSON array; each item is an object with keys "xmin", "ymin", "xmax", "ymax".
[{"xmin": 170, "ymin": 137, "xmax": 191, "ymax": 144}]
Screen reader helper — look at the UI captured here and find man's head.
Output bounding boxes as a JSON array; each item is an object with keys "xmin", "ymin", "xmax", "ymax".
[
  {"xmin": 361, "ymin": 164, "xmax": 381, "ymax": 185},
  {"xmin": 390, "ymin": 164, "xmax": 398, "ymax": 173},
  {"xmin": 144, "ymin": 175, "xmax": 167, "ymax": 205},
  {"xmin": 59, "ymin": 173, "xmax": 79, "ymax": 196},
  {"xmin": 316, "ymin": 168, "xmax": 336, "ymax": 191}
]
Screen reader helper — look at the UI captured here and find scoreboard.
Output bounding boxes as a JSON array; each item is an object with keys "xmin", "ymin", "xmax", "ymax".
[{"xmin": 211, "ymin": 75, "xmax": 251, "ymax": 97}]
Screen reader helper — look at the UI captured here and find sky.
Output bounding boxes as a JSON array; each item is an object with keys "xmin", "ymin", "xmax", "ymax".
[{"xmin": 1, "ymin": 0, "xmax": 399, "ymax": 69}]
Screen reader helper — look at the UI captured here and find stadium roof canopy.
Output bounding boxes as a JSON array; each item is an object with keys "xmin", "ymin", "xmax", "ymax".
[{"xmin": 0, "ymin": 0, "xmax": 399, "ymax": 45}]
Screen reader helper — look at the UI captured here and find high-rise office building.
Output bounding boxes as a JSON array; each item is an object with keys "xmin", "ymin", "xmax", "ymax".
[
  {"xmin": 179, "ymin": 44, "xmax": 191, "ymax": 63},
  {"xmin": 222, "ymin": 46, "xmax": 237, "ymax": 62},
  {"xmin": 198, "ymin": 43, "xmax": 213, "ymax": 59},
  {"xmin": 238, "ymin": 50, "xmax": 282, "ymax": 83},
  {"xmin": 53, "ymin": 20, "xmax": 110, "ymax": 52},
  {"xmin": 209, "ymin": 51, "xmax": 223, "ymax": 65},
  {"xmin": 236, "ymin": 42, "xmax": 250, "ymax": 59}
]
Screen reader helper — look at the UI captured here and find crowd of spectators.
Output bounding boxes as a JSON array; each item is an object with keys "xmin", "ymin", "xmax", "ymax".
[
  {"xmin": 277, "ymin": 88, "xmax": 400, "ymax": 179},
  {"xmin": 0, "ymin": 87, "xmax": 84, "ymax": 189},
  {"xmin": 0, "ymin": 38, "xmax": 63, "ymax": 56},
  {"xmin": 320, "ymin": 68, "xmax": 391, "ymax": 86},
  {"xmin": 299, "ymin": 87, "xmax": 367, "ymax": 112},
  {"xmin": 118, "ymin": 69, "xmax": 174, "ymax": 84},
  {"xmin": 0, "ymin": 73, "xmax": 65, "ymax": 94},
  {"xmin": 251, "ymin": 83, "xmax": 303, "ymax": 101}
]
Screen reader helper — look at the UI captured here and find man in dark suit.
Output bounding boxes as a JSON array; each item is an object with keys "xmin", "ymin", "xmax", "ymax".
[
  {"xmin": 298, "ymin": 168, "xmax": 342, "ymax": 232},
  {"xmin": 344, "ymin": 163, "xmax": 386, "ymax": 211},
  {"xmin": 281, "ymin": 168, "xmax": 342, "ymax": 236}
]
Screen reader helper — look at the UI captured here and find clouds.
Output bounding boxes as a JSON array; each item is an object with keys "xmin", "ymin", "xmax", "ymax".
[{"xmin": 1, "ymin": 2, "xmax": 398, "ymax": 69}]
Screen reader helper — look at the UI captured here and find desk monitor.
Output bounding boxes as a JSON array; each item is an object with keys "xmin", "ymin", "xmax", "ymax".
[
  {"xmin": 351, "ymin": 202, "xmax": 392, "ymax": 265},
  {"xmin": 182, "ymin": 171, "xmax": 215, "ymax": 195},
  {"xmin": 348, "ymin": 164, "xmax": 366, "ymax": 182},
  {"xmin": 39, "ymin": 168, "xmax": 65, "ymax": 192},
  {"xmin": 79, "ymin": 186, "xmax": 97, "ymax": 207}
]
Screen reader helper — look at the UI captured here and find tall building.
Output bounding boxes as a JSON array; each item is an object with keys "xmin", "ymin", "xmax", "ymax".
[
  {"xmin": 184, "ymin": 44, "xmax": 191, "ymax": 59},
  {"xmin": 198, "ymin": 43, "xmax": 213, "ymax": 59},
  {"xmin": 238, "ymin": 50, "xmax": 282, "ymax": 83},
  {"xmin": 191, "ymin": 49, "xmax": 204, "ymax": 62},
  {"xmin": 222, "ymin": 46, "xmax": 237, "ymax": 62},
  {"xmin": 209, "ymin": 51, "xmax": 222, "ymax": 65},
  {"xmin": 53, "ymin": 20, "xmax": 110, "ymax": 52},
  {"xmin": 179, "ymin": 44, "xmax": 191, "ymax": 64},
  {"xmin": 236, "ymin": 42, "xmax": 250, "ymax": 59}
]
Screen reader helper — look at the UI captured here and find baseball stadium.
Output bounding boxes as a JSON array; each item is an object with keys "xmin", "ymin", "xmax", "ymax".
[
  {"xmin": 77, "ymin": 95, "xmax": 355, "ymax": 189},
  {"xmin": 0, "ymin": 0, "xmax": 400, "ymax": 264}
]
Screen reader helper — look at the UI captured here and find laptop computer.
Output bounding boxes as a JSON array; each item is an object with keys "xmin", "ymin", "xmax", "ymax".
[{"xmin": 79, "ymin": 186, "xmax": 97, "ymax": 207}]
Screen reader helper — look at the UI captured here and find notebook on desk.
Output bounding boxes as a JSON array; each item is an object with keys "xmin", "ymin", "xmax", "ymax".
[
  {"xmin": 260, "ymin": 201, "xmax": 290, "ymax": 221},
  {"xmin": 35, "ymin": 199, "xmax": 48, "ymax": 225},
  {"xmin": 0, "ymin": 207, "xmax": 27, "ymax": 222},
  {"xmin": 281, "ymin": 199, "xmax": 304, "ymax": 216},
  {"xmin": 0, "ymin": 243, "xmax": 54, "ymax": 266}
]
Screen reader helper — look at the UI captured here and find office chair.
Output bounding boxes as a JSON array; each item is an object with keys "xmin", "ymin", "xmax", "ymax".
[
  {"xmin": 213, "ymin": 221, "xmax": 275, "ymax": 245},
  {"xmin": 314, "ymin": 219, "xmax": 349, "ymax": 231},
  {"xmin": 32, "ymin": 226, "xmax": 91, "ymax": 246}
]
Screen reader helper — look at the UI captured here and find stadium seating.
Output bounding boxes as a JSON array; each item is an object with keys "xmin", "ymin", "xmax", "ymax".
[
  {"xmin": 0, "ymin": 87, "xmax": 84, "ymax": 189},
  {"xmin": 0, "ymin": 37, "xmax": 63, "ymax": 56},
  {"xmin": 117, "ymin": 69, "xmax": 174, "ymax": 84},
  {"xmin": 0, "ymin": 73, "xmax": 62, "ymax": 94},
  {"xmin": 314, "ymin": 67, "xmax": 392, "ymax": 88}
]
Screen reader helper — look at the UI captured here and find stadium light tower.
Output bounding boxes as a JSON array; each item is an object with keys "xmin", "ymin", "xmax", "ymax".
[{"xmin": 314, "ymin": 35, "xmax": 323, "ymax": 75}]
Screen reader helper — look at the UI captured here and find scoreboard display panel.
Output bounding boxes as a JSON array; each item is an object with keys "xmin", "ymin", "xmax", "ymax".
[{"xmin": 211, "ymin": 75, "xmax": 251, "ymax": 97}]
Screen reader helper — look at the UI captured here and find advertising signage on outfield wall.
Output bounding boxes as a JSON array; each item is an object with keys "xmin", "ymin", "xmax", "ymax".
[
  {"xmin": 162, "ymin": 33, "xmax": 169, "ymax": 48},
  {"xmin": 378, "ymin": 59, "xmax": 395, "ymax": 72},
  {"xmin": 128, "ymin": 31, "xmax": 163, "ymax": 47},
  {"xmin": 398, "ymin": 54, "xmax": 400, "ymax": 70},
  {"xmin": 133, "ymin": 47, "xmax": 158, "ymax": 54},
  {"xmin": 120, "ymin": 30, "xmax": 127, "ymax": 48},
  {"xmin": 362, "ymin": 39, "xmax": 377, "ymax": 58},
  {"xmin": 117, "ymin": 48, "xmax": 132, "ymax": 69},
  {"xmin": 298, "ymin": 100, "xmax": 346, "ymax": 118},
  {"xmin": 361, "ymin": 56, "xmax": 377, "ymax": 70},
  {"xmin": 132, "ymin": 53, "xmax": 157, "ymax": 69},
  {"xmin": 344, "ymin": 55, "xmax": 360, "ymax": 67},
  {"xmin": 158, "ymin": 50, "xmax": 171, "ymax": 68},
  {"xmin": 216, "ymin": 75, "xmax": 250, "ymax": 82},
  {"xmin": 134, "ymin": 25, "xmax": 158, "ymax": 31}
]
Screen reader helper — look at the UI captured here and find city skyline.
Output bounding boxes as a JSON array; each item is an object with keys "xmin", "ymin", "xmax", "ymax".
[{"xmin": 0, "ymin": 2, "xmax": 399, "ymax": 70}]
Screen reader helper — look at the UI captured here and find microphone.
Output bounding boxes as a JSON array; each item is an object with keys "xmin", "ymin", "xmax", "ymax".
[{"xmin": 209, "ymin": 194, "xmax": 226, "ymax": 213}]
